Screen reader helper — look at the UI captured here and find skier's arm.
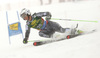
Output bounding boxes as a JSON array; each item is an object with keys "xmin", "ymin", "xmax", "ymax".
[
  {"xmin": 33, "ymin": 12, "xmax": 52, "ymax": 20},
  {"xmin": 25, "ymin": 27, "xmax": 30, "ymax": 39},
  {"xmin": 23, "ymin": 25, "xmax": 30, "ymax": 44}
]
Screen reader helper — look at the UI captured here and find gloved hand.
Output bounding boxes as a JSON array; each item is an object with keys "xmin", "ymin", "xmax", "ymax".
[
  {"xmin": 46, "ymin": 15, "xmax": 52, "ymax": 21},
  {"xmin": 23, "ymin": 38, "xmax": 28, "ymax": 44}
]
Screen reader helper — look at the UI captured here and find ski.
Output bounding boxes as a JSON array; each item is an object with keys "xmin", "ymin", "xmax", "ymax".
[
  {"xmin": 32, "ymin": 30, "xmax": 96, "ymax": 46},
  {"xmin": 33, "ymin": 34, "xmax": 78, "ymax": 46}
]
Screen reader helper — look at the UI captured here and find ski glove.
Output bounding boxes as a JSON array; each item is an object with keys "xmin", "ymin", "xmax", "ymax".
[
  {"xmin": 46, "ymin": 15, "xmax": 51, "ymax": 21},
  {"xmin": 23, "ymin": 38, "xmax": 28, "ymax": 44}
]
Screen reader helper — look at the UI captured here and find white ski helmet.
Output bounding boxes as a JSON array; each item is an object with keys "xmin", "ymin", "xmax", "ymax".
[{"xmin": 20, "ymin": 8, "xmax": 31, "ymax": 19}]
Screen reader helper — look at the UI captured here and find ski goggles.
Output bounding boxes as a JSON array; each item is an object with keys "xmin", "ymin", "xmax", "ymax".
[{"xmin": 21, "ymin": 13, "xmax": 27, "ymax": 20}]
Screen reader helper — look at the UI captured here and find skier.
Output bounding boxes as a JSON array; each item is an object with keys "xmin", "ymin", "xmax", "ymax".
[{"xmin": 20, "ymin": 8, "xmax": 81, "ymax": 44}]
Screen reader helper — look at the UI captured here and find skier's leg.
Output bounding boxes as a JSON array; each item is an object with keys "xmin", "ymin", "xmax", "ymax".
[
  {"xmin": 53, "ymin": 23, "xmax": 82, "ymax": 35},
  {"xmin": 69, "ymin": 24, "xmax": 83, "ymax": 35},
  {"xmin": 48, "ymin": 21, "xmax": 82, "ymax": 35},
  {"xmin": 48, "ymin": 21, "xmax": 68, "ymax": 33},
  {"xmin": 39, "ymin": 21, "xmax": 65, "ymax": 38},
  {"xmin": 39, "ymin": 30, "xmax": 50, "ymax": 38},
  {"xmin": 39, "ymin": 22, "xmax": 55, "ymax": 38},
  {"xmin": 39, "ymin": 30, "xmax": 55, "ymax": 38},
  {"xmin": 45, "ymin": 21, "xmax": 71, "ymax": 39}
]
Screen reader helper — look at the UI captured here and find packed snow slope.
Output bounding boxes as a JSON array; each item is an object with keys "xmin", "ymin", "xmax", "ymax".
[{"xmin": 0, "ymin": 1, "xmax": 100, "ymax": 58}]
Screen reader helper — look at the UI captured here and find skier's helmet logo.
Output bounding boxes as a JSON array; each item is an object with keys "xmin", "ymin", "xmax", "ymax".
[{"xmin": 20, "ymin": 8, "xmax": 31, "ymax": 19}]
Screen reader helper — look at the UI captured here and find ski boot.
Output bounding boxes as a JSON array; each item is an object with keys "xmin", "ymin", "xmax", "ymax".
[{"xmin": 66, "ymin": 24, "xmax": 83, "ymax": 39}]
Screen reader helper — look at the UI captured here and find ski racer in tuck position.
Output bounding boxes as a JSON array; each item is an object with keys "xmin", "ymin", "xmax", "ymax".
[{"xmin": 20, "ymin": 8, "xmax": 82, "ymax": 44}]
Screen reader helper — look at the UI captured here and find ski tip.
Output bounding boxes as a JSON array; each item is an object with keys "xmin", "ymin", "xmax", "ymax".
[
  {"xmin": 33, "ymin": 42, "xmax": 42, "ymax": 46},
  {"xmin": 33, "ymin": 42, "xmax": 37, "ymax": 46},
  {"xmin": 66, "ymin": 35, "xmax": 70, "ymax": 39}
]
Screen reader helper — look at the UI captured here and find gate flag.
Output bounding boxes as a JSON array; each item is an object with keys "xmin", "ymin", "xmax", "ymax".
[{"xmin": 8, "ymin": 22, "xmax": 22, "ymax": 36}]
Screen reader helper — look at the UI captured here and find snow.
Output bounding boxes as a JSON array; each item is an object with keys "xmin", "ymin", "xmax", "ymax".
[{"xmin": 0, "ymin": 1, "xmax": 100, "ymax": 58}]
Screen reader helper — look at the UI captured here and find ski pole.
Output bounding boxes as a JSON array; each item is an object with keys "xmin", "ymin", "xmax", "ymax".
[
  {"xmin": 28, "ymin": 40, "xmax": 46, "ymax": 42},
  {"xmin": 51, "ymin": 18, "xmax": 98, "ymax": 23}
]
